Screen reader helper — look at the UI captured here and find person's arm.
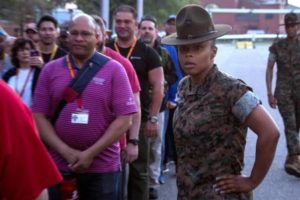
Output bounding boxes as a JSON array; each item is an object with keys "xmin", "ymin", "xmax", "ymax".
[
  {"xmin": 69, "ymin": 114, "xmax": 133, "ymax": 172},
  {"xmin": 214, "ymin": 105, "xmax": 279, "ymax": 193},
  {"xmin": 245, "ymin": 105, "xmax": 279, "ymax": 188},
  {"xmin": 124, "ymin": 92, "xmax": 141, "ymax": 163},
  {"xmin": 145, "ymin": 67, "xmax": 164, "ymax": 137},
  {"xmin": 33, "ymin": 113, "xmax": 80, "ymax": 165},
  {"xmin": 266, "ymin": 53, "xmax": 277, "ymax": 108},
  {"xmin": 35, "ymin": 189, "xmax": 48, "ymax": 200}
]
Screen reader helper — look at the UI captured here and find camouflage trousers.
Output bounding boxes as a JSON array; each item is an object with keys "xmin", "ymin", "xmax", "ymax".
[{"xmin": 277, "ymin": 94, "xmax": 300, "ymax": 155}]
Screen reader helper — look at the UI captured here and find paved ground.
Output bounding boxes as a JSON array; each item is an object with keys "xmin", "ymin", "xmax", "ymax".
[{"xmin": 157, "ymin": 42, "xmax": 300, "ymax": 200}]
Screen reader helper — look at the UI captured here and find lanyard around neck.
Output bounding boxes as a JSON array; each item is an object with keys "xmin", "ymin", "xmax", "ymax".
[
  {"xmin": 15, "ymin": 68, "xmax": 33, "ymax": 97},
  {"xmin": 66, "ymin": 55, "xmax": 76, "ymax": 78},
  {"xmin": 66, "ymin": 55, "xmax": 83, "ymax": 109},
  {"xmin": 114, "ymin": 37, "xmax": 137, "ymax": 59},
  {"xmin": 40, "ymin": 44, "xmax": 58, "ymax": 61},
  {"xmin": 49, "ymin": 44, "xmax": 58, "ymax": 61}
]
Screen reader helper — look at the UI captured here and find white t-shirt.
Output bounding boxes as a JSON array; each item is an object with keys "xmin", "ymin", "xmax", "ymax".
[{"xmin": 8, "ymin": 68, "xmax": 33, "ymax": 108}]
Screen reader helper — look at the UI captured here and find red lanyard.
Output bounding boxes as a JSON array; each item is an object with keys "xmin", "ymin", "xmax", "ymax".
[
  {"xmin": 66, "ymin": 55, "xmax": 84, "ymax": 109},
  {"xmin": 15, "ymin": 68, "xmax": 33, "ymax": 97},
  {"xmin": 114, "ymin": 37, "xmax": 137, "ymax": 59}
]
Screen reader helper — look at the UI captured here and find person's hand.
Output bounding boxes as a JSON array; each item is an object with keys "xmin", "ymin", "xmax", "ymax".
[
  {"xmin": 123, "ymin": 143, "xmax": 138, "ymax": 163},
  {"xmin": 145, "ymin": 121, "xmax": 158, "ymax": 138},
  {"xmin": 61, "ymin": 147, "xmax": 80, "ymax": 167},
  {"xmin": 267, "ymin": 94, "xmax": 277, "ymax": 109},
  {"xmin": 166, "ymin": 101, "xmax": 177, "ymax": 109},
  {"xmin": 213, "ymin": 175, "xmax": 256, "ymax": 194},
  {"xmin": 68, "ymin": 150, "xmax": 94, "ymax": 173},
  {"xmin": 30, "ymin": 56, "xmax": 44, "ymax": 68}
]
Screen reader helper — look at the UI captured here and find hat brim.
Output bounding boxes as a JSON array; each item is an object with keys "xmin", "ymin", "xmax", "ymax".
[
  {"xmin": 279, "ymin": 21, "xmax": 300, "ymax": 26},
  {"xmin": 162, "ymin": 24, "xmax": 231, "ymax": 45},
  {"xmin": 25, "ymin": 28, "xmax": 38, "ymax": 33}
]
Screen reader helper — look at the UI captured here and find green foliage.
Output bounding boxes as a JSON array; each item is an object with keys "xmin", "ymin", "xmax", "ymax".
[
  {"xmin": 75, "ymin": 0, "xmax": 201, "ymax": 25},
  {"xmin": 0, "ymin": 0, "xmax": 69, "ymax": 23},
  {"xmin": 143, "ymin": 0, "xmax": 200, "ymax": 24},
  {"xmin": 0, "ymin": 0, "xmax": 201, "ymax": 33}
]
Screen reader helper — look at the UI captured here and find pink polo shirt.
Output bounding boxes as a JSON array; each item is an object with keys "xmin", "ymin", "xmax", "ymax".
[
  {"xmin": 104, "ymin": 47, "xmax": 141, "ymax": 150},
  {"xmin": 32, "ymin": 53, "xmax": 137, "ymax": 173}
]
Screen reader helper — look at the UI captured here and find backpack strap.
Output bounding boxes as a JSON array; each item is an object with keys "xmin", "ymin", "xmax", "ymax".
[{"xmin": 51, "ymin": 52, "xmax": 109, "ymax": 124}]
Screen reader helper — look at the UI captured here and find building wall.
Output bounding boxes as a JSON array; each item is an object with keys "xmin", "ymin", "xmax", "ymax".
[{"xmin": 200, "ymin": 0, "xmax": 286, "ymax": 34}]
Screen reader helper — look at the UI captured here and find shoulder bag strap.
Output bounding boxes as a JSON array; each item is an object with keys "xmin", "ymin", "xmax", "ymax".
[{"xmin": 51, "ymin": 53, "xmax": 109, "ymax": 124}]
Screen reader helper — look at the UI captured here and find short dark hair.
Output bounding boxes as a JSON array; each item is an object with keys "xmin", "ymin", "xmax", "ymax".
[
  {"xmin": 37, "ymin": 15, "xmax": 58, "ymax": 29},
  {"xmin": 11, "ymin": 38, "xmax": 36, "ymax": 68},
  {"xmin": 92, "ymin": 15, "xmax": 106, "ymax": 32},
  {"xmin": 113, "ymin": 5, "xmax": 137, "ymax": 19},
  {"xmin": 140, "ymin": 15, "xmax": 157, "ymax": 27}
]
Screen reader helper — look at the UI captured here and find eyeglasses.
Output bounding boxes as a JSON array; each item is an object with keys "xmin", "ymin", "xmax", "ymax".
[{"xmin": 68, "ymin": 31, "xmax": 94, "ymax": 39}]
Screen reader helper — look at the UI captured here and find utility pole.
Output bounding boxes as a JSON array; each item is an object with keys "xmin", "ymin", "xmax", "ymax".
[
  {"xmin": 137, "ymin": 0, "xmax": 144, "ymax": 22},
  {"xmin": 101, "ymin": 0, "xmax": 110, "ymax": 28}
]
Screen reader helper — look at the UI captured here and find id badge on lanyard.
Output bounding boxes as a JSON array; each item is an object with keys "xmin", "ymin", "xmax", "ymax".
[
  {"xmin": 71, "ymin": 108, "xmax": 89, "ymax": 124},
  {"xmin": 67, "ymin": 55, "xmax": 90, "ymax": 124}
]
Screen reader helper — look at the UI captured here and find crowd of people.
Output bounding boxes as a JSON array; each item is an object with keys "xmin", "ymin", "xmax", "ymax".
[{"xmin": 1, "ymin": 2, "xmax": 300, "ymax": 200}]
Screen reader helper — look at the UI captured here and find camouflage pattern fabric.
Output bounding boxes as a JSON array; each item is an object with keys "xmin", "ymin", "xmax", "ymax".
[
  {"xmin": 173, "ymin": 66, "xmax": 252, "ymax": 200},
  {"xmin": 269, "ymin": 38, "xmax": 300, "ymax": 155}
]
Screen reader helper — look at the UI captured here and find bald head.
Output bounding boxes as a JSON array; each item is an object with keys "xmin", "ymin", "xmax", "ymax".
[
  {"xmin": 68, "ymin": 13, "xmax": 99, "ymax": 61},
  {"xmin": 69, "ymin": 13, "xmax": 97, "ymax": 31}
]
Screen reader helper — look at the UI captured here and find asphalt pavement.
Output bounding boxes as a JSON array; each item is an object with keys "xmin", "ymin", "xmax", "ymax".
[{"xmin": 157, "ymin": 42, "xmax": 300, "ymax": 200}]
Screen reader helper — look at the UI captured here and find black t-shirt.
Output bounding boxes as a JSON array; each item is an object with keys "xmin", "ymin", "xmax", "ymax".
[
  {"xmin": 42, "ymin": 47, "xmax": 66, "ymax": 64},
  {"xmin": 107, "ymin": 39, "xmax": 162, "ymax": 120}
]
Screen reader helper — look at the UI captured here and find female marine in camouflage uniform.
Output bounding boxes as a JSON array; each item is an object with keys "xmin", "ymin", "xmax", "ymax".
[{"xmin": 163, "ymin": 4, "xmax": 279, "ymax": 200}]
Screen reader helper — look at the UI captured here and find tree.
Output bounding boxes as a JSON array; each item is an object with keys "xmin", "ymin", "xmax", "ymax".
[
  {"xmin": 143, "ymin": 0, "xmax": 200, "ymax": 24},
  {"xmin": 0, "ymin": 0, "xmax": 201, "ymax": 35},
  {"xmin": 0, "ymin": 0, "xmax": 70, "ymax": 35},
  {"xmin": 75, "ymin": 0, "xmax": 200, "ymax": 28}
]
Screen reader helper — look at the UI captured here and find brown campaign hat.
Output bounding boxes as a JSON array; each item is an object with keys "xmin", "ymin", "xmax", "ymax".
[
  {"xmin": 162, "ymin": 4, "xmax": 231, "ymax": 46},
  {"xmin": 280, "ymin": 13, "xmax": 300, "ymax": 26}
]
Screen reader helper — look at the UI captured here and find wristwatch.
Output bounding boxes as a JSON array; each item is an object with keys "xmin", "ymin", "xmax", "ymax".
[
  {"xmin": 128, "ymin": 139, "xmax": 139, "ymax": 146},
  {"xmin": 148, "ymin": 115, "xmax": 158, "ymax": 123}
]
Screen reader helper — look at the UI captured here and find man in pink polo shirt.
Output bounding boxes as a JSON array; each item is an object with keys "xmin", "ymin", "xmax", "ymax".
[
  {"xmin": 93, "ymin": 15, "xmax": 142, "ymax": 200},
  {"xmin": 32, "ymin": 13, "xmax": 137, "ymax": 200},
  {"xmin": 93, "ymin": 15, "xmax": 141, "ymax": 162}
]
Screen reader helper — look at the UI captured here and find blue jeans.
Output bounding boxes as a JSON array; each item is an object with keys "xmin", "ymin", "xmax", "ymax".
[
  {"xmin": 49, "ymin": 171, "xmax": 121, "ymax": 200},
  {"xmin": 77, "ymin": 172, "xmax": 121, "ymax": 199}
]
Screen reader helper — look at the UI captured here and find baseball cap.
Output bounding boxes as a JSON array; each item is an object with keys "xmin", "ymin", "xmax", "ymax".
[
  {"xmin": 25, "ymin": 23, "xmax": 38, "ymax": 33},
  {"xmin": 165, "ymin": 14, "xmax": 176, "ymax": 24}
]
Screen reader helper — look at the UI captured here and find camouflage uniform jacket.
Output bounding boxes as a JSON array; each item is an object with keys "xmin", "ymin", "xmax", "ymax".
[
  {"xmin": 174, "ymin": 65, "xmax": 253, "ymax": 200},
  {"xmin": 269, "ymin": 38, "xmax": 300, "ymax": 99}
]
